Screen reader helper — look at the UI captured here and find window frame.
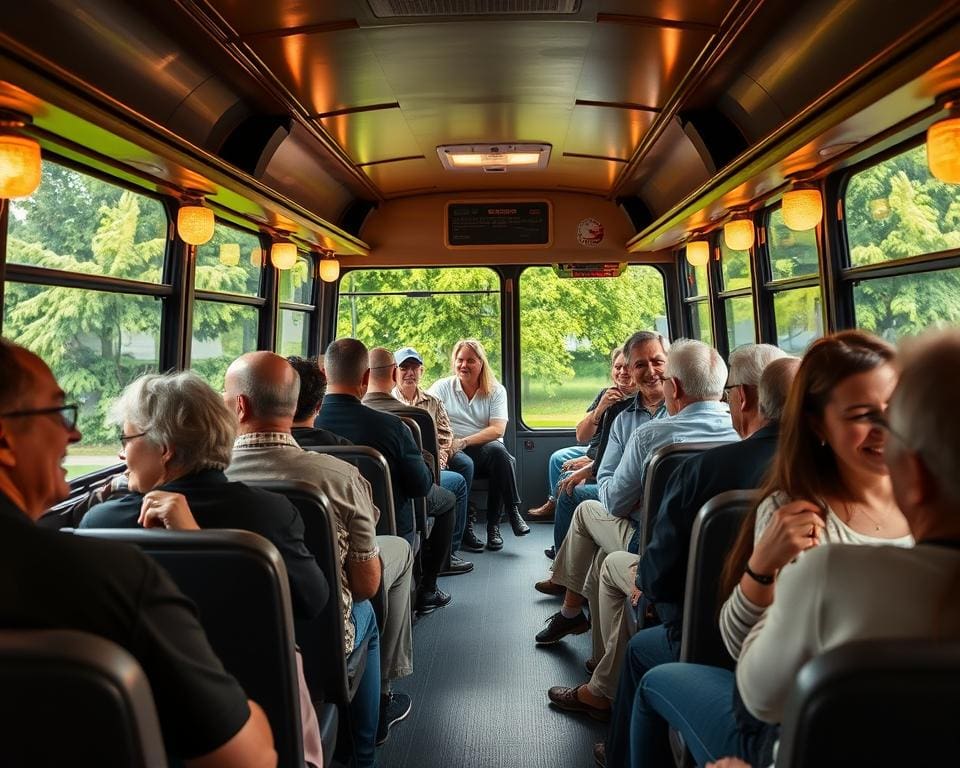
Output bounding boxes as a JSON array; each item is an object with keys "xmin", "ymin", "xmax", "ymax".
[
  {"xmin": 714, "ymin": 232, "xmax": 759, "ymax": 355},
  {"xmin": 680, "ymin": 247, "xmax": 716, "ymax": 348}
]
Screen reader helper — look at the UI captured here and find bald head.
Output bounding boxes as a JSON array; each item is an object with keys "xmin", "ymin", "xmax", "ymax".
[
  {"xmin": 224, "ymin": 351, "xmax": 300, "ymax": 428},
  {"xmin": 367, "ymin": 347, "xmax": 397, "ymax": 392},
  {"xmin": 759, "ymin": 356, "xmax": 801, "ymax": 422}
]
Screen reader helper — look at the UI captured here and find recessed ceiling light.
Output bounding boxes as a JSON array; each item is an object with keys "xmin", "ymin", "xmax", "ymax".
[{"xmin": 437, "ymin": 143, "xmax": 551, "ymax": 171}]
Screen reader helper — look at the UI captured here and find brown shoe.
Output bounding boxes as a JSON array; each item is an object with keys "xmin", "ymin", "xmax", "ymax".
[
  {"xmin": 527, "ymin": 497, "xmax": 556, "ymax": 521},
  {"xmin": 534, "ymin": 578, "xmax": 565, "ymax": 596},
  {"xmin": 547, "ymin": 685, "xmax": 611, "ymax": 722}
]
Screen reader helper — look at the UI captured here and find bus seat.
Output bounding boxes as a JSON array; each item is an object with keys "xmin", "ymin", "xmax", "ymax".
[
  {"xmin": 0, "ymin": 629, "xmax": 166, "ymax": 767},
  {"xmin": 391, "ymin": 407, "xmax": 441, "ymax": 483},
  {"xmin": 398, "ymin": 416, "xmax": 433, "ymax": 541},
  {"xmin": 72, "ymin": 528, "xmax": 305, "ymax": 768}
]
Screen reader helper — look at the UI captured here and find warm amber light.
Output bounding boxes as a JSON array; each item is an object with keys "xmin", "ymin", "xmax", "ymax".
[
  {"xmin": 686, "ymin": 240, "xmax": 710, "ymax": 267},
  {"xmin": 928, "ymin": 115, "xmax": 960, "ymax": 183},
  {"xmin": 782, "ymin": 188, "xmax": 823, "ymax": 231},
  {"xmin": 271, "ymin": 242, "xmax": 297, "ymax": 270},
  {"xmin": 449, "ymin": 152, "xmax": 541, "ymax": 167},
  {"xmin": 219, "ymin": 243, "xmax": 240, "ymax": 267},
  {"xmin": 319, "ymin": 257, "xmax": 340, "ymax": 283},
  {"xmin": 177, "ymin": 205, "xmax": 214, "ymax": 245},
  {"xmin": 0, "ymin": 134, "xmax": 41, "ymax": 198},
  {"xmin": 723, "ymin": 219, "xmax": 755, "ymax": 251},
  {"xmin": 250, "ymin": 247, "xmax": 262, "ymax": 269}
]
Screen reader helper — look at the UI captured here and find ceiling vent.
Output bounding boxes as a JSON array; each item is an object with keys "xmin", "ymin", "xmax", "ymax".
[
  {"xmin": 368, "ymin": 0, "xmax": 580, "ymax": 17},
  {"xmin": 437, "ymin": 143, "xmax": 551, "ymax": 171}
]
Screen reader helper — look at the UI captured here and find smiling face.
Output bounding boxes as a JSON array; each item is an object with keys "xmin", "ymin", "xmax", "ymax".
[
  {"xmin": 455, "ymin": 347, "xmax": 483, "ymax": 386},
  {"xmin": 398, "ymin": 359, "xmax": 424, "ymax": 390},
  {"xmin": 611, "ymin": 353, "xmax": 633, "ymax": 391},
  {"xmin": 119, "ymin": 420, "xmax": 169, "ymax": 493},
  {"xmin": 627, "ymin": 340, "xmax": 667, "ymax": 403}
]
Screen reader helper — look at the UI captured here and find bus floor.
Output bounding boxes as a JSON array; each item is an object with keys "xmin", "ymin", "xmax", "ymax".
[{"xmin": 378, "ymin": 525, "xmax": 606, "ymax": 768}]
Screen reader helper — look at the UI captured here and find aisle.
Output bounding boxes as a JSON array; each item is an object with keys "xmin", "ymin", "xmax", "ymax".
[{"xmin": 378, "ymin": 525, "xmax": 607, "ymax": 768}]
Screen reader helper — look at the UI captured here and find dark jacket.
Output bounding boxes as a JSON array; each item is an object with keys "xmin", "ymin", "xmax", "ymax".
[{"xmin": 292, "ymin": 425, "xmax": 353, "ymax": 448}]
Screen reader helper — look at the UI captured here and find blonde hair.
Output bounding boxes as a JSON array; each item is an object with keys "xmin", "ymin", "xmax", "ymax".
[{"xmin": 451, "ymin": 339, "xmax": 495, "ymax": 397}]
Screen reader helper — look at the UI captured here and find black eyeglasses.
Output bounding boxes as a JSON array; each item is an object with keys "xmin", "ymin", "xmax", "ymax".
[
  {"xmin": 722, "ymin": 383, "xmax": 740, "ymax": 403},
  {"xmin": 0, "ymin": 404, "xmax": 79, "ymax": 430},
  {"xmin": 118, "ymin": 430, "xmax": 148, "ymax": 446}
]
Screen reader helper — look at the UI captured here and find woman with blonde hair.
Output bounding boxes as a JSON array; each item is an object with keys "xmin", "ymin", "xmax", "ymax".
[{"xmin": 428, "ymin": 339, "xmax": 529, "ymax": 551}]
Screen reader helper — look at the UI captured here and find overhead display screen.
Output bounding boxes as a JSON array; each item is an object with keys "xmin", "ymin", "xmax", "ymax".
[{"xmin": 446, "ymin": 202, "xmax": 551, "ymax": 247}]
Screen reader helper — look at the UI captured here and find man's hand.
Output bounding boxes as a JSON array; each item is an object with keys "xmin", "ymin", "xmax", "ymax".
[
  {"xmin": 138, "ymin": 491, "xmax": 201, "ymax": 530},
  {"xmin": 629, "ymin": 563, "xmax": 642, "ymax": 606},
  {"xmin": 558, "ymin": 464, "xmax": 592, "ymax": 495},
  {"xmin": 450, "ymin": 437, "xmax": 467, "ymax": 454},
  {"xmin": 561, "ymin": 455, "xmax": 592, "ymax": 472}
]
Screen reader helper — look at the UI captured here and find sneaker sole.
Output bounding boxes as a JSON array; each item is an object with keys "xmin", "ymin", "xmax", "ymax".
[{"xmin": 376, "ymin": 704, "xmax": 412, "ymax": 746}]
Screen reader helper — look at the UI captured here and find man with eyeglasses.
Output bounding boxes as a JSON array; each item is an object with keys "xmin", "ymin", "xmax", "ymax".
[{"xmin": 0, "ymin": 339, "xmax": 277, "ymax": 767}]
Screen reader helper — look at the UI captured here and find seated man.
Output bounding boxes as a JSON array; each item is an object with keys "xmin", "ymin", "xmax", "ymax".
[
  {"xmin": 316, "ymin": 338, "xmax": 456, "ymax": 616},
  {"xmin": 0, "ymin": 339, "xmax": 276, "ymax": 768},
  {"xmin": 363, "ymin": 346, "xmax": 472, "ymax": 575},
  {"xmin": 287, "ymin": 356, "xmax": 352, "ymax": 448},
  {"xmin": 535, "ymin": 339, "xmax": 738, "ymax": 656},
  {"xmin": 221, "ymin": 352, "xmax": 415, "ymax": 760}
]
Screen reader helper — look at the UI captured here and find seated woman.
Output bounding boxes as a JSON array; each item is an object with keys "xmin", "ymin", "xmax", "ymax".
[
  {"xmin": 605, "ymin": 330, "xmax": 914, "ymax": 768},
  {"xmin": 528, "ymin": 346, "xmax": 636, "ymax": 524},
  {"xmin": 428, "ymin": 339, "xmax": 529, "ymax": 551}
]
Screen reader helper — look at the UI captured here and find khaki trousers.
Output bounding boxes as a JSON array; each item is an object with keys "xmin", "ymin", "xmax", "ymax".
[
  {"xmin": 587, "ymin": 550, "xmax": 639, "ymax": 699},
  {"xmin": 377, "ymin": 534, "xmax": 414, "ymax": 683}
]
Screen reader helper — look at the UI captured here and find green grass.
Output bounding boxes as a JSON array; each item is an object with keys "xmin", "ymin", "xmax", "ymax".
[
  {"xmin": 521, "ymin": 375, "xmax": 608, "ymax": 428},
  {"xmin": 66, "ymin": 464, "xmax": 113, "ymax": 480}
]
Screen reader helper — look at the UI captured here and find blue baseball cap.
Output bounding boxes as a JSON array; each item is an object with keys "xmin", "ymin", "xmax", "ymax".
[{"xmin": 394, "ymin": 347, "xmax": 423, "ymax": 365}]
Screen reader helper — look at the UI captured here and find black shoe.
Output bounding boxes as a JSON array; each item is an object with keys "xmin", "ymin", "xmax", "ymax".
[
  {"xmin": 486, "ymin": 525, "xmax": 503, "ymax": 551},
  {"xmin": 535, "ymin": 610, "xmax": 590, "ymax": 645},
  {"xmin": 461, "ymin": 524, "xmax": 485, "ymax": 552},
  {"xmin": 508, "ymin": 505, "xmax": 530, "ymax": 536},
  {"xmin": 415, "ymin": 587, "xmax": 452, "ymax": 615},
  {"xmin": 594, "ymin": 742, "xmax": 606, "ymax": 768},
  {"xmin": 439, "ymin": 554, "xmax": 474, "ymax": 576},
  {"xmin": 376, "ymin": 691, "xmax": 412, "ymax": 746},
  {"xmin": 544, "ymin": 545, "xmax": 555, "ymax": 560}
]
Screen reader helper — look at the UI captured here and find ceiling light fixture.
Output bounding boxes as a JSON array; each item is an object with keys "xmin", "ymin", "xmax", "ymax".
[
  {"xmin": 177, "ymin": 193, "xmax": 215, "ymax": 246},
  {"xmin": 928, "ymin": 95, "xmax": 960, "ymax": 184},
  {"xmin": 319, "ymin": 250, "xmax": 340, "ymax": 283},
  {"xmin": 781, "ymin": 185, "xmax": 823, "ymax": 231},
  {"xmin": 271, "ymin": 241, "xmax": 297, "ymax": 270},
  {"xmin": 437, "ymin": 143, "xmax": 551, "ymax": 172},
  {"xmin": 723, "ymin": 217, "xmax": 755, "ymax": 251},
  {"xmin": 686, "ymin": 239, "xmax": 710, "ymax": 268},
  {"xmin": 0, "ymin": 111, "xmax": 41, "ymax": 199}
]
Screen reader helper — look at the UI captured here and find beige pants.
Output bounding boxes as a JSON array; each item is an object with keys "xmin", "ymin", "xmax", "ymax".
[
  {"xmin": 587, "ymin": 550, "xmax": 639, "ymax": 699},
  {"xmin": 377, "ymin": 534, "xmax": 414, "ymax": 683}
]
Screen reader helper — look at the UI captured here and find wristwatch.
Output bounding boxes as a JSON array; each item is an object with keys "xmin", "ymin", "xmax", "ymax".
[{"xmin": 744, "ymin": 563, "xmax": 775, "ymax": 585}]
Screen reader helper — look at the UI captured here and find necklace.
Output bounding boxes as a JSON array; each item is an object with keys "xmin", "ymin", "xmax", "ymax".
[{"xmin": 840, "ymin": 500, "xmax": 889, "ymax": 532}]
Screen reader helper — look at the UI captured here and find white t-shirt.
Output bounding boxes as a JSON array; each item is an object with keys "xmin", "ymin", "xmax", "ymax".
[{"xmin": 427, "ymin": 376, "xmax": 508, "ymax": 439}]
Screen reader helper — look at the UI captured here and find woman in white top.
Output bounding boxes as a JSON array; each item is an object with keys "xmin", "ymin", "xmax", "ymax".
[
  {"xmin": 428, "ymin": 339, "xmax": 529, "ymax": 551},
  {"xmin": 613, "ymin": 330, "xmax": 912, "ymax": 768}
]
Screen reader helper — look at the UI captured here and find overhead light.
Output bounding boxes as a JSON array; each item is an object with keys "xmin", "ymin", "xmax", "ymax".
[
  {"xmin": 437, "ymin": 143, "xmax": 551, "ymax": 171},
  {"xmin": 0, "ymin": 112, "xmax": 41, "ymax": 199},
  {"xmin": 271, "ymin": 241, "xmax": 297, "ymax": 270},
  {"xmin": 928, "ymin": 97, "xmax": 960, "ymax": 183},
  {"xmin": 319, "ymin": 252, "xmax": 340, "ymax": 283},
  {"xmin": 177, "ymin": 201, "xmax": 214, "ymax": 245},
  {"xmin": 219, "ymin": 243, "xmax": 240, "ymax": 267},
  {"xmin": 723, "ymin": 218, "xmax": 755, "ymax": 251},
  {"xmin": 782, "ymin": 186, "xmax": 823, "ymax": 231},
  {"xmin": 686, "ymin": 240, "xmax": 710, "ymax": 268}
]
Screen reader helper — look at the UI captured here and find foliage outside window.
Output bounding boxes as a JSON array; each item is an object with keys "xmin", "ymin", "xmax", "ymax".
[
  {"xmin": 773, "ymin": 287, "xmax": 823, "ymax": 355},
  {"xmin": 767, "ymin": 208, "xmax": 819, "ymax": 280},
  {"xmin": 684, "ymin": 260, "xmax": 709, "ymax": 297},
  {"xmin": 718, "ymin": 240, "xmax": 756, "ymax": 351},
  {"xmin": 191, "ymin": 303, "xmax": 260, "ymax": 390},
  {"xmin": 518, "ymin": 266, "xmax": 667, "ymax": 428},
  {"xmin": 724, "ymin": 296, "xmax": 755, "ymax": 351},
  {"xmin": 195, "ymin": 224, "xmax": 263, "ymax": 296},
  {"xmin": 279, "ymin": 254, "xmax": 314, "ymax": 304},
  {"xmin": 852, "ymin": 269, "xmax": 960, "ymax": 341},
  {"xmin": 277, "ymin": 309, "xmax": 310, "ymax": 358},
  {"xmin": 690, "ymin": 301, "xmax": 713, "ymax": 347}
]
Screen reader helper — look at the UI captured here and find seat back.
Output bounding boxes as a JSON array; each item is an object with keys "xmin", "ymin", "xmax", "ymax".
[
  {"xmin": 304, "ymin": 444, "xmax": 397, "ymax": 536},
  {"xmin": 778, "ymin": 639, "xmax": 960, "ymax": 767},
  {"xmin": 398, "ymin": 416, "xmax": 431, "ymax": 538},
  {"xmin": 391, "ymin": 407, "xmax": 440, "ymax": 481},
  {"xmin": 638, "ymin": 442, "xmax": 733, "ymax": 556},
  {"xmin": 0, "ymin": 629, "xmax": 167, "ymax": 767},
  {"xmin": 73, "ymin": 528, "xmax": 303, "ymax": 767},
  {"xmin": 679, "ymin": 489, "xmax": 754, "ymax": 669}
]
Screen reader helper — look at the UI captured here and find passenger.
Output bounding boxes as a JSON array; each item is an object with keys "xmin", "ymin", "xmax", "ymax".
[
  {"xmin": 550, "ymin": 345, "xmax": 790, "ymax": 724},
  {"xmin": 621, "ymin": 331, "xmax": 912, "ymax": 768},
  {"xmin": 600, "ymin": 349, "xmax": 797, "ymax": 764},
  {"xmin": 221, "ymin": 352, "xmax": 415, "ymax": 763},
  {"xmin": 362, "ymin": 347, "xmax": 472, "ymax": 576},
  {"xmin": 0, "ymin": 339, "xmax": 276, "ymax": 768},
  {"xmin": 287, "ymin": 356, "xmax": 352, "ymax": 447},
  {"xmin": 393, "ymin": 345, "xmax": 482, "ymax": 553},
  {"xmin": 534, "ymin": 338, "xmax": 737, "ymax": 649},
  {"xmin": 528, "ymin": 346, "xmax": 636, "ymax": 523},
  {"xmin": 544, "ymin": 331, "xmax": 669, "ymax": 561},
  {"xmin": 316, "ymin": 338, "xmax": 456, "ymax": 616},
  {"xmin": 427, "ymin": 338, "xmax": 529, "ymax": 550}
]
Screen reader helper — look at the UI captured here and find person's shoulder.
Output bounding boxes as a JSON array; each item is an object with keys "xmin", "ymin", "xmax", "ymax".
[
  {"xmin": 79, "ymin": 494, "xmax": 143, "ymax": 528},
  {"xmin": 427, "ymin": 376, "xmax": 453, "ymax": 393}
]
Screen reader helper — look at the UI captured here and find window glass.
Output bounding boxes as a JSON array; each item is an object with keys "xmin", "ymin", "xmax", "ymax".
[
  {"xmin": 845, "ymin": 143, "xmax": 960, "ymax": 267},
  {"xmin": 336, "ymin": 268, "xmax": 502, "ymax": 380},
  {"xmin": 853, "ymin": 268, "xmax": 960, "ymax": 341},
  {"xmin": 7, "ymin": 160, "xmax": 167, "ymax": 282},
  {"xmin": 767, "ymin": 207, "xmax": 820, "ymax": 280},
  {"xmin": 719, "ymin": 241, "xmax": 752, "ymax": 291},
  {"xmin": 195, "ymin": 224, "xmax": 262, "ymax": 296},
  {"xmin": 724, "ymin": 297, "xmax": 756, "ymax": 351},
  {"xmin": 3, "ymin": 283, "xmax": 162, "ymax": 477},
  {"xmin": 690, "ymin": 301, "xmax": 713, "ymax": 347},
  {"xmin": 279, "ymin": 254, "xmax": 314, "ymax": 305},
  {"xmin": 773, "ymin": 287, "xmax": 823, "ymax": 355},
  {"xmin": 518, "ymin": 266, "xmax": 668, "ymax": 428},
  {"xmin": 684, "ymin": 259, "xmax": 709, "ymax": 298},
  {"xmin": 191, "ymin": 302, "xmax": 260, "ymax": 390},
  {"xmin": 277, "ymin": 309, "xmax": 310, "ymax": 358}
]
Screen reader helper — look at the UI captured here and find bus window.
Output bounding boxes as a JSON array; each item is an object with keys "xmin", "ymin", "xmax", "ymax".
[
  {"xmin": 4, "ymin": 160, "xmax": 167, "ymax": 479},
  {"xmin": 518, "ymin": 266, "xmax": 667, "ymax": 429},
  {"xmin": 683, "ymin": 258, "xmax": 713, "ymax": 346},
  {"xmin": 277, "ymin": 253, "xmax": 315, "ymax": 358},
  {"xmin": 335, "ymin": 267, "xmax": 502, "ymax": 380},
  {"xmin": 195, "ymin": 223, "xmax": 263, "ymax": 296},
  {"xmin": 190, "ymin": 303, "xmax": 260, "ymax": 390},
  {"xmin": 718, "ymin": 240, "xmax": 756, "ymax": 351}
]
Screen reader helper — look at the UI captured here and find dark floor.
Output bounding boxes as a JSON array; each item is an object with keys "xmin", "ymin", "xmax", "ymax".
[{"xmin": 378, "ymin": 525, "xmax": 606, "ymax": 768}]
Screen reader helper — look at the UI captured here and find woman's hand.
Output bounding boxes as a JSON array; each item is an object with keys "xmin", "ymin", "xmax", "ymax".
[
  {"xmin": 558, "ymin": 463, "xmax": 593, "ymax": 496},
  {"xmin": 593, "ymin": 387, "xmax": 625, "ymax": 418},
  {"xmin": 749, "ymin": 499, "xmax": 825, "ymax": 575},
  {"xmin": 138, "ymin": 491, "xmax": 201, "ymax": 530},
  {"xmin": 450, "ymin": 437, "xmax": 467, "ymax": 453},
  {"xmin": 561, "ymin": 455, "xmax": 592, "ymax": 472}
]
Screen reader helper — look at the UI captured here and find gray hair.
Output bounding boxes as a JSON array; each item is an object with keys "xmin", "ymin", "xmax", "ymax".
[
  {"xmin": 623, "ymin": 330, "xmax": 670, "ymax": 357},
  {"xmin": 228, "ymin": 354, "xmax": 299, "ymax": 420},
  {"xmin": 889, "ymin": 329, "xmax": 960, "ymax": 505},
  {"xmin": 729, "ymin": 344, "xmax": 785, "ymax": 389},
  {"xmin": 109, "ymin": 371, "xmax": 238, "ymax": 474},
  {"xmin": 664, "ymin": 338, "xmax": 727, "ymax": 400},
  {"xmin": 325, "ymin": 338, "xmax": 369, "ymax": 386},
  {"xmin": 758, "ymin": 356, "xmax": 801, "ymax": 421}
]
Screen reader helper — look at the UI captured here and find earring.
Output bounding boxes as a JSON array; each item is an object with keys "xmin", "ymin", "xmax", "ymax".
[{"xmin": 820, "ymin": 439, "xmax": 826, "ymax": 447}]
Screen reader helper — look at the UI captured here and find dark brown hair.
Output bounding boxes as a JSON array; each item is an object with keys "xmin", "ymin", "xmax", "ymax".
[{"xmin": 287, "ymin": 356, "xmax": 326, "ymax": 422}]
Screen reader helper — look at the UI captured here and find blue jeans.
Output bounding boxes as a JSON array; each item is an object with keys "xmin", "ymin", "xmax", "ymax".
[
  {"xmin": 349, "ymin": 600, "xmax": 381, "ymax": 768},
  {"xmin": 440, "ymin": 469, "xmax": 468, "ymax": 551},
  {"xmin": 548, "ymin": 445, "xmax": 588, "ymax": 495},
  {"xmin": 446, "ymin": 451, "xmax": 474, "ymax": 496},
  {"xmin": 553, "ymin": 480, "xmax": 598, "ymax": 552},
  {"xmin": 631, "ymin": 664, "xmax": 741, "ymax": 768},
  {"xmin": 606, "ymin": 623, "xmax": 679, "ymax": 768}
]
